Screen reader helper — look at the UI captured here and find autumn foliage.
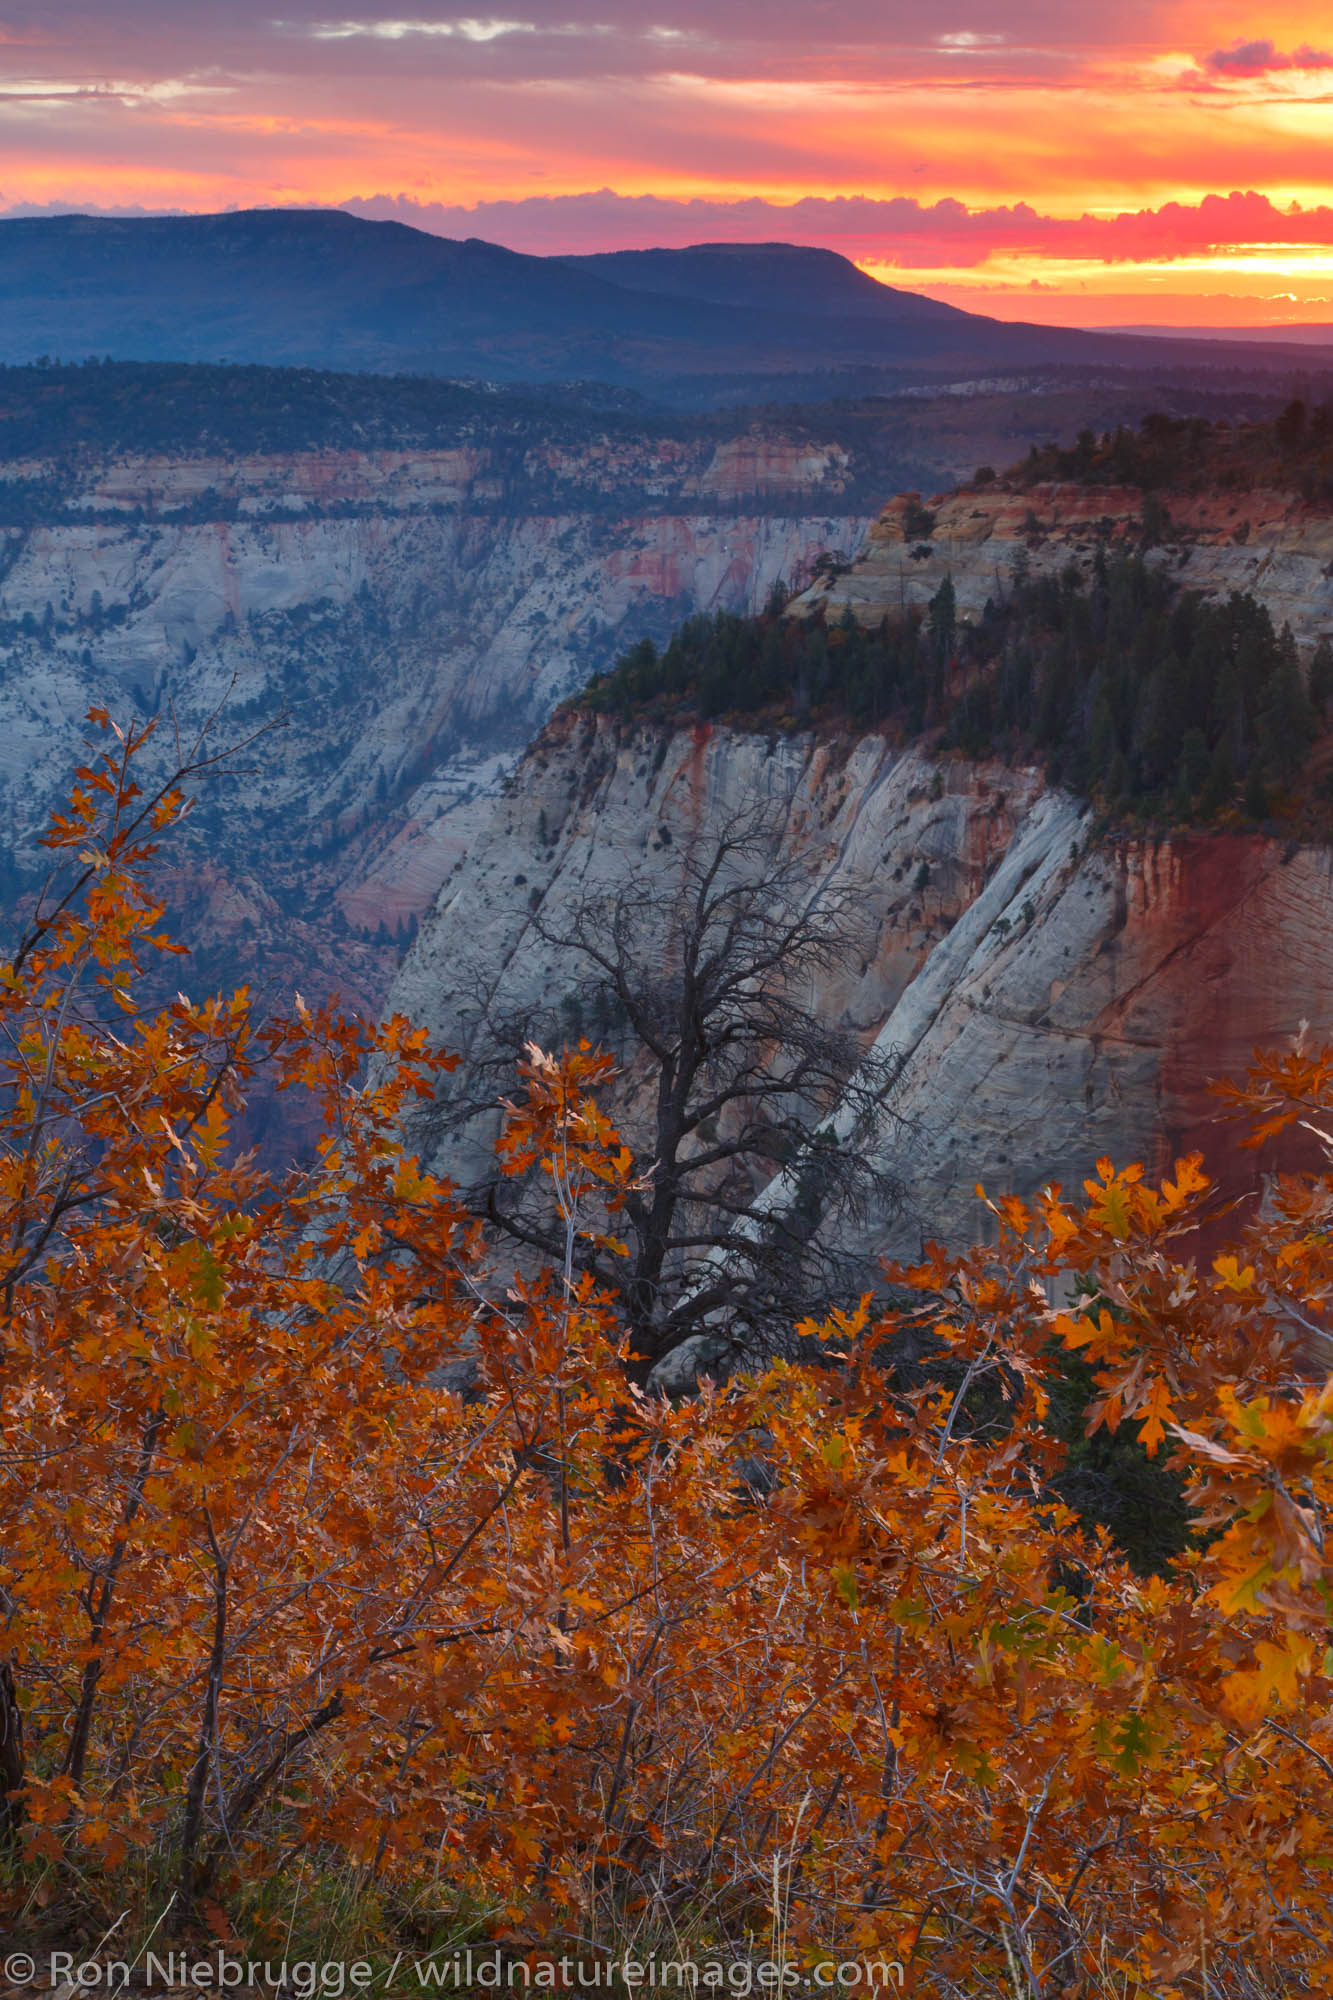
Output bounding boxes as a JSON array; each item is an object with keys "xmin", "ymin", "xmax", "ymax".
[{"xmin": 2, "ymin": 717, "xmax": 1333, "ymax": 1996}]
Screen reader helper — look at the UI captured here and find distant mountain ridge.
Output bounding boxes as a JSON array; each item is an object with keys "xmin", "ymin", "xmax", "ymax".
[
  {"xmin": 1, "ymin": 207, "xmax": 1324, "ymax": 405},
  {"xmin": 556, "ymin": 241, "xmax": 968, "ymax": 324},
  {"xmin": 1103, "ymin": 322, "xmax": 1333, "ymax": 347}
]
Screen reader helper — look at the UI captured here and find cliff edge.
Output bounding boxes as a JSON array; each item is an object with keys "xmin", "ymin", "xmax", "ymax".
[{"xmin": 391, "ymin": 711, "xmax": 1333, "ymax": 1260}]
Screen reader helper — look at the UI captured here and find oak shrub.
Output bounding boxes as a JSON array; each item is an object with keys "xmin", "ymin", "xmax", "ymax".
[{"xmin": 2, "ymin": 717, "xmax": 1333, "ymax": 1997}]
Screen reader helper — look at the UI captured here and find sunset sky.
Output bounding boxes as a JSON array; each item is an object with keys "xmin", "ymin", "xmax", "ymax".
[{"xmin": 4, "ymin": 2, "xmax": 1333, "ymax": 326}]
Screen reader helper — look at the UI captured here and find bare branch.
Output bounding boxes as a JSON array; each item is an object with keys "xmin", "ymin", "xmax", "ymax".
[{"xmin": 433, "ymin": 798, "xmax": 908, "ymax": 1377}]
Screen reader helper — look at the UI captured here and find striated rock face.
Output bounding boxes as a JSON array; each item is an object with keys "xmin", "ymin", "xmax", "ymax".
[
  {"xmin": 394, "ymin": 712, "xmax": 1333, "ymax": 1260},
  {"xmin": 2, "ymin": 435, "xmax": 857, "ymax": 518},
  {"xmin": 800, "ymin": 479, "xmax": 1333, "ymax": 651},
  {"xmin": 843, "ymin": 818, "xmax": 1333, "ymax": 1257},
  {"xmin": 0, "ymin": 437, "xmax": 873, "ymax": 1023},
  {"xmin": 392, "ymin": 718, "xmax": 1046, "ymax": 1162}
]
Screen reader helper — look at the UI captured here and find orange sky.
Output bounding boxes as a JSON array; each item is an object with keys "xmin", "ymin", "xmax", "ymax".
[{"xmin": 4, "ymin": 2, "xmax": 1333, "ymax": 323}]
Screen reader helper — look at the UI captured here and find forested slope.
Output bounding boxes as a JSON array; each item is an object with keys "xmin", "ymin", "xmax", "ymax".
[{"xmin": 395, "ymin": 409, "xmax": 1333, "ymax": 1285}]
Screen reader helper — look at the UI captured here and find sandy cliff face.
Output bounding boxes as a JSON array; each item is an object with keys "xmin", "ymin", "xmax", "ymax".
[
  {"xmin": 800, "ymin": 480, "xmax": 1333, "ymax": 651},
  {"xmin": 0, "ymin": 437, "xmax": 872, "ymax": 1017},
  {"xmin": 394, "ymin": 712, "xmax": 1333, "ymax": 1260}
]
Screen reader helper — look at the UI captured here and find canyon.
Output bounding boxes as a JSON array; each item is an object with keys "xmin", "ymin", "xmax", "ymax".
[
  {"xmin": 8, "ymin": 365, "xmax": 1332, "ymax": 1246},
  {"xmin": 0, "ymin": 404, "xmax": 900, "ymax": 1024},
  {"xmin": 393, "ymin": 467, "xmax": 1333, "ymax": 1280},
  {"xmin": 3, "ymin": 368, "xmax": 1250, "ymax": 1025}
]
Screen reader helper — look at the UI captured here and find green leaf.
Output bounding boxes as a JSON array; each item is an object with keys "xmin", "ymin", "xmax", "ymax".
[
  {"xmin": 832, "ymin": 1563, "xmax": 859, "ymax": 1611},
  {"xmin": 189, "ymin": 1244, "xmax": 224, "ymax": 1310},
  {"xmin": 1112, "ymin": 1710, "xmax": 1154, "ymax": 1776}
]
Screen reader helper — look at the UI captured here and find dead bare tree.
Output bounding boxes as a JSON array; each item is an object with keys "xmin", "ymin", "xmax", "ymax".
[{"xmin": 441, "ymin": 805, "xmax": 906, "ymax": 1384}]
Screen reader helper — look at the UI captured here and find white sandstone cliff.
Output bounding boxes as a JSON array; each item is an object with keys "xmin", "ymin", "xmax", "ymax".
[{"xmin": 393, "ymin": 712, "xmax": 1333, "ymax": 1263}]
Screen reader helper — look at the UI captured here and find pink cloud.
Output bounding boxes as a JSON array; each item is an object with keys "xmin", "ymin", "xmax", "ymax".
[
  {"xmin": 342, "ymin": 187, "xmax": 1333, "ymax": 270},
  {"xmin": 1202, "ymin": 39, "xmax": 1333, "ymax": 77}
]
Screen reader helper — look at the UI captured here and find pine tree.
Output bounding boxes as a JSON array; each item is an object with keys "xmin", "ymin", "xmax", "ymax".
[
  {"xmin": 1140, "ymin": 493, "xmax": 1169, "ymax": 548},
  {"xmin": 1088, "ymin": 687, "xmax": 1117, "ymax": 779},
  {"xmin": 1259, "ymin": 642, "xmax": 1316, "ymax": 784},
  {"xmin": 1208, "ymin": 655, "xmax": 1246, "ymax": 768},
  {"xmin": 928, "ymin": 574, "xmax": 957, "ymax": 665},
  {"xmin": 1176, "ymin": 726, "xmax": 1209, "ymax": 805},
  {"xmin": 1310, "ymin": 636, "xmax": 1333, "ymax": 714}
]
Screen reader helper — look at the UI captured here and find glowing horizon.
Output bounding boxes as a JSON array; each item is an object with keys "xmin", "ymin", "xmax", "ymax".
[{"xmin": 5, "ymin": 4, "xmax": 1333, "ymax": 327}]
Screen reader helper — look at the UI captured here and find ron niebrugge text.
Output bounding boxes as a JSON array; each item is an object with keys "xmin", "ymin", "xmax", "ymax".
[{"xmin": 4, "ymin": 1952, "xmax": 905, "ymax": 1993}]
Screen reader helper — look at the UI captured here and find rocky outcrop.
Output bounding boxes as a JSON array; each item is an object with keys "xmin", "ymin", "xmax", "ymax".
[
  {"xmin": 799, "ymin": 479, "xmax": 1333, "ymax": 651},
  {"xmin": 394, "ymin": 711, "xmax": 1333, "ymax": 1260}
]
